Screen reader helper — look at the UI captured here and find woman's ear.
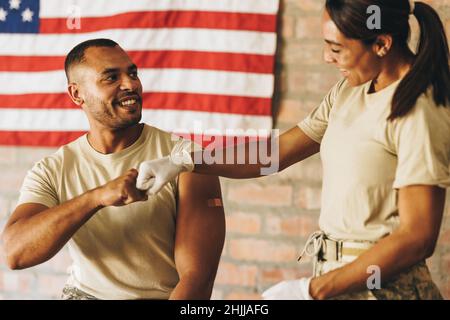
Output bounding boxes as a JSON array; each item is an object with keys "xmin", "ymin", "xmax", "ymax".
[
  {"xmin": 67, "ymin": 83, "xmax": 84, "ymax": 106},
  {"xmin": 373, "ymin": 34, "xmax": 393, "ymax": 58}
]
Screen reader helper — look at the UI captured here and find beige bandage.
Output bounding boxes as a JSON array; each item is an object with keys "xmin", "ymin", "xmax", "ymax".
[{"xmin": 207, "ymin": 198, "xmax": 223, "ymax": 207}]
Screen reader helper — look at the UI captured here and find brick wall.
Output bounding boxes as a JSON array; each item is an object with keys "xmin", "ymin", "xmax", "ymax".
[{"xmin": 1, "ymin": 0, "xmax": 450, "ymax": 300}]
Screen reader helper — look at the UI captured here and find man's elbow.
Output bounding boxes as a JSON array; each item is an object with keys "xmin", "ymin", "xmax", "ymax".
[
  {"xmin": 192, "ymin": 272, "xmax": 216, "ymax": 294},
  {"xmin": 181, "ymin": 271, "xmax": 217, "ymax": 299},
  {"xmin": 4, "ymin": 254, "xmax": 22, "ymax": 270},
  {"xmin": 1, "ymin": 230, "xmax": 25, "ymax": 270}
]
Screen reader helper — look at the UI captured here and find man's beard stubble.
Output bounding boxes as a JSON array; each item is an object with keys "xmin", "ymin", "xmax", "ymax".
[{"xmin": 85, "ymin": 95, "xmax": 142, "ymax": 130}]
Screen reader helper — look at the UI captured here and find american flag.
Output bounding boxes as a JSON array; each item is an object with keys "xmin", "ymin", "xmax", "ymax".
[{"xmin": 0, "ymin": 0, "xmax": 278, "ymax": 147}]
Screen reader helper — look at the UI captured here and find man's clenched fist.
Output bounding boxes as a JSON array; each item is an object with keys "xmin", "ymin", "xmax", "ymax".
[
  {"xmin": 96, "ymin": 169, "xmax": 148, "ymax": 207},
  {"xmin": 136, "ymin": 142, "xmax": 195, "ymax": 195}
]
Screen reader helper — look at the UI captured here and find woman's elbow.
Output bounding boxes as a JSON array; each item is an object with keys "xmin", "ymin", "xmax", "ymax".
[
  {"xmin": 412, "ymin": 235, "xmax": 438, "ymax": 260},
  {"xmin": 423, "ymin": 240, "xmax": 437, "ymax": 259}
]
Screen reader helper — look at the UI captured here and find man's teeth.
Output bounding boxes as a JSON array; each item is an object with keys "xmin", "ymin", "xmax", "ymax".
[{"xmin": 120, "ymin": 99, "xmax": 137, "ymax": 106}]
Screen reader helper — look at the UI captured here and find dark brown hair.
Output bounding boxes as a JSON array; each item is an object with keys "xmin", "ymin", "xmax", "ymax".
[
  {"xmin": 325, "ymin": 0, "xmax": 450, "ymax": 120},
  {"xmin": 64, "ymin": 38, "xmax": 119, "ymax": 82}
]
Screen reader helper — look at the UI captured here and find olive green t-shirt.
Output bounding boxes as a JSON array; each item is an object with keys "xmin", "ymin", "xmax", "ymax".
[
  {"xmin": 298, "ymin": 79, "xmax": 450, "ymax": 241},
  {"xmin": 18, "ymin": 124, "xmax": 185, "ymax": 299}
]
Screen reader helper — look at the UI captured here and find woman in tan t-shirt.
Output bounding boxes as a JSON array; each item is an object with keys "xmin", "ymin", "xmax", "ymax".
[{"xmin": 137, "ymin": 0, "xmax": 450, "ymax": 300}]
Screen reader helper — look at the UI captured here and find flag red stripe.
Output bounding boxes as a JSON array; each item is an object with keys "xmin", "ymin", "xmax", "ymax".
[
  {"xmin": 0, "ymin": 56, "xmax": 65, "ymax": 72},
  {"xmin": 0, "ymin": 51, "xmax": 274, "ymax": 73},
  {"xmin": 40, "ymin": 11, "xmax": 277, "ymax": 34},
  {"xmin": 0, "ymin": 131, "xmax": 86, "ymax": 147},
  {"xmin": 0, "ymin": 92, "xmax": 272, "ymax": 115},
  {"xmin": 145, "ymin": 93, "xmax": 272, "ymax": 115},
  {"xmin": 0, "ymin": 131, "xmax": 266, "ymax": 147}
]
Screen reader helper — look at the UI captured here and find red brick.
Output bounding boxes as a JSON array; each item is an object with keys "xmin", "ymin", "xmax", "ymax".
[
  {"xmin": 260, "ymin": 266, "xmax": 311, "ymax": 286},
  {"xmin": 277, "ymin": 155, "xmax": 323, "ymax": 183},
  {"xmin": 426, "ymin": 255, "xmax": 440, "ymax": 274},
  {"xmin": 0, "ymin": 196, "xmax": 10, "ymax": 221},
  {"xmin": 440, "ymin": 253, "xmax": 450, "ymax": 274},
  {"xmin": 291, "ymin": 0, "xmax": 324, "ymax": 12},
  {"xmin": 211, "ymin": 288, "xmax": 224, "ymax": 300},
  {"xmin": 295, "ymin": 187, "xmax": 322, "ymax": 210},
  {"xmin": 276, "ymin": 161, "xmax": 305, "ymax": 182},
  {"xmin": 215, "ymin": 262, "xmax": 258, "ymax": 287},
  {"xmin": 1, "ymin": 271, "xmax": 35, "ymax": 294},
  {"xmin": 281, "ymin": 15, "xmax": 295, "ymax": 39},
  {"xmin": 278, "ymin": 69, "xmax": 288, "ymax": 94},
  {"xmin": 226, "ymin": 212, "xmax": 261, "ymax": 235},
  {"xmin": 277, "ymin": 99, "xmax": 310, "ymax": 124},
  {"xmin": 298, "ymin": 156, "xmax": 323, "ymax": 182},
  {"xmin": 229, "ymin": 239, "xmax": 297, "ymax": 262},
  {"xmin": 265, "ymin": 214, "xmax": 319, "ymax": 237},
  {"xmin": 282, "ymin": 42, "xmax": 325, "ymax": 66},
  {"xmin": 295, "ymin": 16, "xmax": 322, "ymax": 39},
  {"xmin": 438, "ymin": 228, "xmax": 450, "ymax": 246},
  {"xmin": 37, "ymin": 274, "xmax": 67, "ymax": 297},
  {"xmin": 46, "ymin": 248, "xmax": 72, "ymax": 274},
  {"xmin": 228, "ymin": 182, "xmax": 292, "ymax": 207},
  {"xmin": 221, "ymin": 240, "xmax": 229, "ymax": 257},
  {"xmin": 287, "ymin": 69, "xmax": 342, "ymax": 96},
  {"xmin": 225, "ymin": 291, "xmax": 262, "ymax": 300},
  {"xmin": 0, "ymin": 168, "xmax": 28, "ymax": 193}
]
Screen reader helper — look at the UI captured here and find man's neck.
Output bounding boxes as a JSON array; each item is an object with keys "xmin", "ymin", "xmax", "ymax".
[{"xmin": 87, "ymin": 123, "xmax": 144, "ymax": 154}]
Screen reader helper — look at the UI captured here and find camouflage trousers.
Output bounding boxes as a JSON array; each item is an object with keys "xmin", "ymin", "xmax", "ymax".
[
  {"xmin": 314, "ymin": 260, "xmax": 443, "ymax": 300},
  {"xmin": 61, "ymin": 285, "xmax": 99, "ymax": 300}
]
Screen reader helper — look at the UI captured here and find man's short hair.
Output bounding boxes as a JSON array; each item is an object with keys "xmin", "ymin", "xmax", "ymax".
[{"xmin": 64, "ymin": 38, "xmax": 119, "ymax": 82}]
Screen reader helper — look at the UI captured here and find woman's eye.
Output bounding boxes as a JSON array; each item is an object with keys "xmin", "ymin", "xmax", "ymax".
[
  {"xmin": 331, "ymin": 49, "xmax": 340, "ymax": 54},
  {"xmin": 106, "ymin": 75, "xmax": 117, "ymax": 81},
  {"xmin": 130, "ymin": 72, "xmax": 138, "ymax": 78}
]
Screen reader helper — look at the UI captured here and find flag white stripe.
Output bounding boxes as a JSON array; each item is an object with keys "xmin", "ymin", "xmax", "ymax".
[
  {"xmin": 0, "ymin": 29, "xmax": 276, "ymax": 56},
  {"xmin": 0, "ymin": 109, "xmax": 272, "ymax": 133},
  {"xmin": 40, "ymin": 0, "xmax": 279, "ymax": 17},
  {"xmin": 0, "ymin": 69, "xmax": 274, "ymax": 97}
]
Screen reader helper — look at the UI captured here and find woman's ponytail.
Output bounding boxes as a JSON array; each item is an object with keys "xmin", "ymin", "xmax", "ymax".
[{"xmin": 389, "ymin": 1, "xmax": 450, "ymax": 120}]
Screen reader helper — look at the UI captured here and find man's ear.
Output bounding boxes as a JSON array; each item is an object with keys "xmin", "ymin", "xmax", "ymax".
[
  {"xmin": 67, "ymin": 82, "xmax": 84, "ymax": 106},
  {"xmin": 373, "ymin": 34, "xmax": 393, "ymax": 58}
]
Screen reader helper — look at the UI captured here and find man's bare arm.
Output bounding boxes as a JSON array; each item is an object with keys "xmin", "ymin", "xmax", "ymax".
[
  {"xmin": 1, "ymin": 169, "xmax": 147, "ymax": 270},
  {"xmin": 169, "ymin": 172, "xmax": 225, "ymax": 300}
]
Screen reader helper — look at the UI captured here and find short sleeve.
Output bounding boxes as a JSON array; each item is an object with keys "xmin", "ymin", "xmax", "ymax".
[
  {"xmin": 17, "ymin": 159, "xmax": 59, "ymax": 208},
  {"xmin": 297, "ymin": 79, "xmax": 346, "ymax": 143},
  {"xmin": 391, "ymin": 99, "xmax": 450, "ymax": 189}
]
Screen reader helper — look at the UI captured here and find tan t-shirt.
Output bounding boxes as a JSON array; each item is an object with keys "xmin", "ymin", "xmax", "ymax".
[
  {"xmin": 298, "ymin": 79, "xmax": 450, "ymax": 241},
  {"xmin": 18, "ymin": 124, "xmax": 188, "ymax": 299}
]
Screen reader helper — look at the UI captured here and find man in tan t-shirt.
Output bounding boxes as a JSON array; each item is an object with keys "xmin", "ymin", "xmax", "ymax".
[{"xmin": 0, "ymin": 39, "xmax": 225, "ymax": 300}]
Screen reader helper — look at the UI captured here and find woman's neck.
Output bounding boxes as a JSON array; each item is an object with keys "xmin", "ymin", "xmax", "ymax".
[{"xmin": 371, "ymin": 47, "xmax": 415, "ymax": 92}]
